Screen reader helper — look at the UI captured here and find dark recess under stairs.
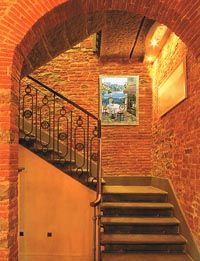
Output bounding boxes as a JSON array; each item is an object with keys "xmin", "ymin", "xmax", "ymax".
[{"xmin": 100, "ymin": 184, "xmax": 193, "ymax": 261}]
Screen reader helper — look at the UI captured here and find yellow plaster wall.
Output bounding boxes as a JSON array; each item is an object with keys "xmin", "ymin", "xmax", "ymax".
[{"xmin": 18, "ymin": 145, "xmax": 95, "ymax": 261}]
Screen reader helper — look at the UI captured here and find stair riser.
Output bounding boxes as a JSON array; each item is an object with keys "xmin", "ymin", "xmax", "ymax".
[
  {"xmin": 103, "ymin": 224, "xmax": 179, "ymax": 234},
  {"xmin": 102, "ymin": 208, "xmax": 173, "ymax": 217},
  {"xmin": 103, "ymin": 194, "xmax": 167, "ymax": 203},
  {"xmin": 103, "ymin": 244, "xmax": 185, "ymax": 253}
]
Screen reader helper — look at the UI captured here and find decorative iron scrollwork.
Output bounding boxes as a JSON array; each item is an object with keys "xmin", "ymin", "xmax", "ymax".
[
  {"xmin": 77, "ymin": 116, "xmax": 83, "ymax": 126},
  {"xmin": 24, "ymin": 135, "xmax": 31, "ymax": 141},
  {"xmin": 75, "ymin": 143, "xmax": 85, "ymax": 151},
  {"xmin": 76, "ymin": 167, "xmax": 83, "ymax": 176},
  {"xmin": 60, "ymin": 107, "xmax": 66, "ymax": 116},
  {"xmin": 42, "ymin": 96, "xmax": 49, "ymax": 105},
  {"xmin": 20, "ymin": 76, "xmax": 101, "ymax": 184},
  {"xmin": 41, "ymin": 121, "xmax": 50, "ymax": 129},
  {"xmin": 93, "ymin": 126, "xmax": 98, "ymax": 137},
  {"xmin": 58, "ymin": 132, "xmax": 68, "ymax": 141},
  {"xmin": 42, "ymin": 146, "xmax": 48, "ymax": 153},
  {"xmin": 25, "ymin": 85, "xmax": 31, "ymax": 94},
  {"xmin": 91, "ymin": 152, "xmax": 98, "ymax": 162},
  {"xmin": 23, "ymin": 110, "xmax": 32, "ymax": 119}
]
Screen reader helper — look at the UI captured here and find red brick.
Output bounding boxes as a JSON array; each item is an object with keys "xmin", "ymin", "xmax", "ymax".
[
  {"xmin": 152, "ymin": 33, "xmax": 200, "ymax": 246},
  {"xmin": 0, "ymin": 0, "xmax": 200, "ymax": 258}
]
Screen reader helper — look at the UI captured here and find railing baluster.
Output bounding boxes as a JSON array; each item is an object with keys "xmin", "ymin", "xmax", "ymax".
[
  {"xmin": 53, "ymin": 94, "xmax": 56, "ymax": 160},
  {"xmin": 87, "ymin": 115, "xmax": 89, "ymax": 176},
  {"xmin": 35, "ymin": 89, "xmax": 38, "ymax": 151},
  {"xmin": 70, "ymin": 111, "xmax": 73, "ymax": 172},
  {"xmin": 22, "ymin": 85, "xmax": 34, "ymax": 139}
]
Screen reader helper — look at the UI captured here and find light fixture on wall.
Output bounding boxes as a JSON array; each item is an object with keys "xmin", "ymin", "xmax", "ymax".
[
  {"xmin": 147, "ymin": 56, "xmax": 156, "ymax": 63},
  {"xmin": 150, "ymin": 39, "xmax": 158, "ymax": 47},
  {"xmin": 144, "ymin": 22, "xmax": 171, "ymax": 63}
]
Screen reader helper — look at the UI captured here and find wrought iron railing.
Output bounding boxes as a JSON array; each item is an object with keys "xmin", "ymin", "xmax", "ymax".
[
  {"xmin": 19, "ymin": 75, "xmax": 102, "ymax": 260},
  {"xmin": 20, "ymin": 75, "xmax": 101, "ymax": 181}
]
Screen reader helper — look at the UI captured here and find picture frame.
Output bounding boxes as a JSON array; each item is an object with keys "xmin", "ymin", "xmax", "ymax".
[
  {"xmin": 158, "ymin": 59, "xmax": 187, "ymax": 117},
  {"xmin": 99, "ymin": 75, "xmax": 139, "ymax": 125}
]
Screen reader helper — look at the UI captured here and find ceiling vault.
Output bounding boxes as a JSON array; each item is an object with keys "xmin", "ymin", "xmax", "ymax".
[
  {"xmin": 129, "ymin": 16, "xmax": 146, "ymax": 59},
  {"xmin": 99, "ymin": 11, "xmax": 154, "ymax": 61}
]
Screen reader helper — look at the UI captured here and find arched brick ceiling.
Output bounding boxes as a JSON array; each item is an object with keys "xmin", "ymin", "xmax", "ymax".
[
  {"xmin": 99, "ymin": 11, "xmax": 154, "ymax": 61},
  {"xmin": 14, "ymin": 0, "xmax": 200, "ymax": 78},
  {"xmin": 20, "ymin": 11, "xmax": 106, "ymax": 77},
  {"xmin": 21, "ymin": 10, "xmax": 154, "ymax": 76}
]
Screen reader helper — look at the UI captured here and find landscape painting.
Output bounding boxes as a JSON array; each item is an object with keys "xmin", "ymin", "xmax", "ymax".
[{"xmin": 99, "ymin": 76, "xmax": 139, "ymax": 125}]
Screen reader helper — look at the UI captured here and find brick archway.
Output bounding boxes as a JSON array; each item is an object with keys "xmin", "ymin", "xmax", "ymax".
[
  {"xmin": 1, "ymin": 0, "xmax": 200, "ymax": 259},
  {"xmin": 15, "ymin": 0, "xmax": 200, "ymax": 78}
]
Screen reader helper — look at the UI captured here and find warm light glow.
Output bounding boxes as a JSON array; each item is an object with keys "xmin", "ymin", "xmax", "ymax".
[
  {"xmin": 152, "ymin": 24, "xmax": 168, "ymax": 42},
  {"xmin": 147, "ymin": 56, "xmax": 156, "ymax": 63},
  {"xmin": 151, "ymin": 39, "xmax": 158, "ymax": 47}
]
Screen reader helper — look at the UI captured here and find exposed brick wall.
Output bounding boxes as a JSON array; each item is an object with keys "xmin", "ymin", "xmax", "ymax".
[
  {"xmin": 151, "ymin": 33, "xmax": 200, "ymax": 246},
  {"xmin": 28, "ymin": 39, "xmax": 152, "ymax": 176},
  {"xmin": 0, "ymin": 0, "xmax": 200, "ymax": 259}
]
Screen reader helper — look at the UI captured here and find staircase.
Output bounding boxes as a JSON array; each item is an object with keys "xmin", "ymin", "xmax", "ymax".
[
  {"xmin": 19, "ymin": 77, "xmax": 197, "ymax": 261},
  {"xmin": 100, "ymin": 183, "xmax": 193, "ymax": 261}
]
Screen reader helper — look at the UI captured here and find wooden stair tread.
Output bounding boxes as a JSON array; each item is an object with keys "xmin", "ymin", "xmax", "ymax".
[
  {"xmin": 102, "ymin": 253, "xmax": 193, "ymax": 261},
  {"xmin": 103, "ymin": 186, "xmax": 167, "ymax": 194},
  {"xmin": 101, "ymin": 234, "xmax": 186, "ymax": 244},
  {"xmin": 101, "ymin": 216, "xmax": 180, "ymax": 225},
  {"xmin": 101, "ymin": 202, "xmax": 173, "ymax": 209}
]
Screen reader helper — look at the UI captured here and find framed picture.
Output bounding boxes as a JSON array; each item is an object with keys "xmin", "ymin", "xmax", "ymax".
[
  {"xmin": 158, "ymin": 60, "xmax": 187, "ymax": 117},
  {"xmin": 99, "ymin": 75, "xmax": 139, "ymax": 125}
]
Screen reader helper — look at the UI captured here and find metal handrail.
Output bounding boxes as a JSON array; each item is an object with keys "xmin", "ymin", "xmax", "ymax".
[
  {"xmin": 27, "ymin": 75, "xmax": 98, "ymax": 121},
  {"xmin": 90, "ymin": 119, "xmax": 102, "ymax": 261}
]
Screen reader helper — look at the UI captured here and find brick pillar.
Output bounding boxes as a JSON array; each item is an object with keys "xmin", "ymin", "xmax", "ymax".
[{"xmin": 0, "ymin": 66, "xmax": 19, "ymax": 259}]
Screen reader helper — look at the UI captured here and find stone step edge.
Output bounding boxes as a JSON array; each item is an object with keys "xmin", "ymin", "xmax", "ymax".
[{"xmin": 101, "ymin": 234, "xmax": 187, "ymax": 244}]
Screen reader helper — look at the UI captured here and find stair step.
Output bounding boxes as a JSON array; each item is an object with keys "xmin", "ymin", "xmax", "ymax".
[
  {"xmin": 101, "ymin": 253, "xmax": 193, "ymax": 261},
  {"xmin": 103, "ymin": 186, "xmax": 167, "ymax": 194},
  {"xmin": 101, "ymin": 234, "xmax": 186, "ymax": 253},
  {"xmin": 102, "ymin": 217, "xmax": 179, "ymax": 234},
  {"xmin": 103, "ymin": 186, "xmax": 168, "ymax": 202},
  {"xmin": 101, "ymin": 234, "xmax": 186, "ymax": 244},
  {"xmin": 101, "ymin": 202, "xmax": 173, "ymax": 217},
  {"xmin": 101, "ymin": 202, "xmax": 173, "ymax": 209},
  {"xmin": 103, "ymin": 176, "xmax": 152, "ymax": 186},
  {"xmin": 101, "ymin": 217, "xmax": 179, "ymax": 225}
]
